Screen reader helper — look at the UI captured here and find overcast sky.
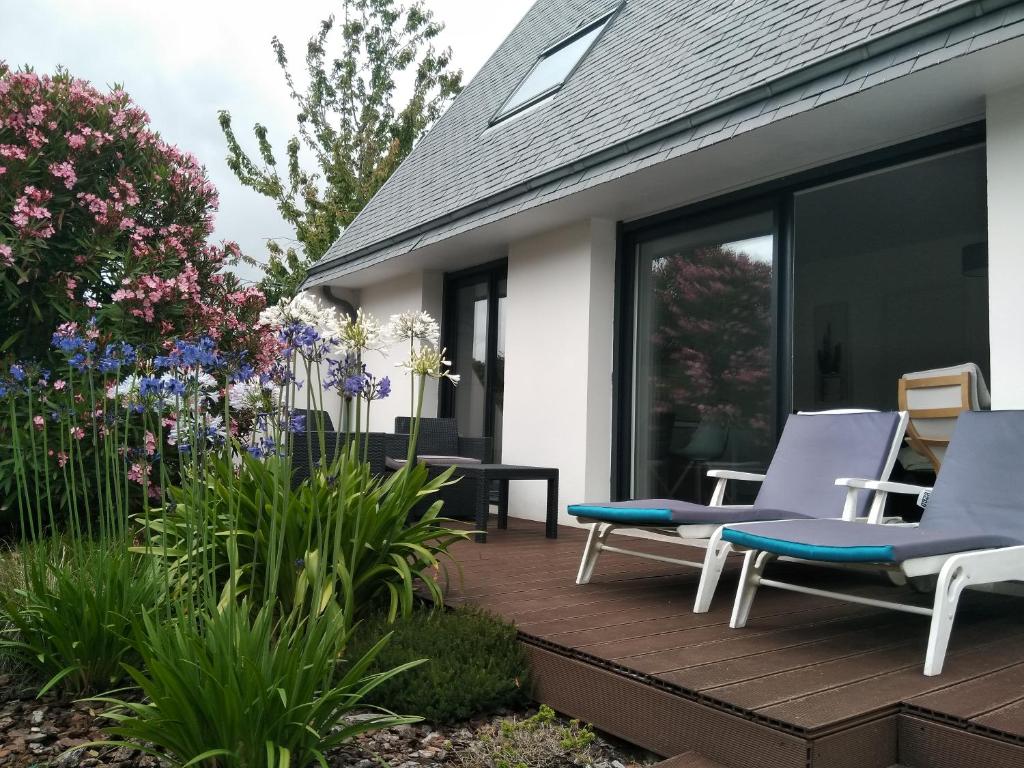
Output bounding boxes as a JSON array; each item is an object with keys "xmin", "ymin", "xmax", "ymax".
[{"xmin": 1, "ymin": 0, "xmax": 534, "ymax": 282}]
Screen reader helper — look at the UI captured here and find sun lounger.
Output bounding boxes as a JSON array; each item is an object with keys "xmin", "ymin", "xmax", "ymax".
[
  {"xmin": 568, "ymin": 410, "xmax": 908, "ymax": 611},
  {"xmin": 723, "ymin": 410, "xmax": 1024, "ymax": 676}
]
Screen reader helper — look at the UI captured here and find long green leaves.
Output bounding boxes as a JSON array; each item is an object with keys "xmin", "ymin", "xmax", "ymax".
[
  {"xmin": 138, "ymin": 442, "xmax": 468, "ymax": 626},
  {"xmin": 92, "ymin": 600, "xmax": 423, "ymax": 768},
  {"xmin": 0, "ymin": 539, "xmax": 165, "ymax": 695}
]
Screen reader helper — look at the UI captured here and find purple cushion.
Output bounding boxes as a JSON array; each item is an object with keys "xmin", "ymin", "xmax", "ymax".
[
  {"xmin": 569, "ymin": 498, "xmax": 816, "ymax": 525},
  {"xmin": 386, "ymin": 455, "xmax": 482, "ymax": 470},
  {"xmin": 722, "ymin": 518, "xmax": 1019, "ymax": 562},
  {"xmin": 752, "ymin": 412, "xmax": 902, "ymax": 519},
  {"xmin": 918, "ymin": 411, "xmax": 1024, "ymax": 542}
]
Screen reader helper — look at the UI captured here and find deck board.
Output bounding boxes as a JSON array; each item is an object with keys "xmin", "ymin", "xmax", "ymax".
[{"xmin": 442, "ymin": 517, "xmax": 1024, "ymax": 764}]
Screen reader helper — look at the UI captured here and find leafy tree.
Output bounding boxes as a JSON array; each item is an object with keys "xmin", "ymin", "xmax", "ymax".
[{"xmin": 219, "ymin": 0, "xmax": 463, "ymax": 303}]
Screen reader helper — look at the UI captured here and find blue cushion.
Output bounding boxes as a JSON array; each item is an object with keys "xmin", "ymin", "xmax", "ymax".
[
  {"xmin": 568, "ymin": 504, "xmax": 674, "ymax": 525},
  {"xmin": 721, "ymin": 527, "xmax": 895, "ymax": 563}
]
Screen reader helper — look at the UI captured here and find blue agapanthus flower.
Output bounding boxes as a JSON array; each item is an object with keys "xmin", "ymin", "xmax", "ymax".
[
  {"xmin": 139, "ymin": 377, "xmax": 163, "ymax": 397},
  {"xmin": 288, "ymin": 412, "xmax": 307, "ymax": 434},
  {"xmin": 97, "ymin": 342, "xmax": 137, "ymax": 373},
  {"xmin": 9, "ymin": 364, "xmax": 25, "ymax": 383},
  {"xmin": 342, "ymin": 373, "xmax": 366, "ymax": 398},
  {"xmin": 155, "ymin": 337, "xmax": 222, "ymax": 370}
]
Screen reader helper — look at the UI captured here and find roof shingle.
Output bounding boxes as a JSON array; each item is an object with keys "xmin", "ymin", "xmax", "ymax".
[{"xmin": 309, "ymin": 0, "xmax": 1012, "ymax": 277}]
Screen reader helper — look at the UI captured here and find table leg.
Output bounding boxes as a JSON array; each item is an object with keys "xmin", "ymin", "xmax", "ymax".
[
  {"xmin": 546, "ymin": 474, "xmax": 559, "ymax": 539},
  {"xmin": 497, "ymin": 479, "xmax": 509, "ymax": 529},
  {"xmin": 474, "ymin": 475, "xmax": 489, "ymax": 543}
]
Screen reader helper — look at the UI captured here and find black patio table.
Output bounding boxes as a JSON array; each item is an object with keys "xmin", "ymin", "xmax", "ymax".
[{"xmin": 450, "ymin": 463, "xmax": 559, "ymax": 543}]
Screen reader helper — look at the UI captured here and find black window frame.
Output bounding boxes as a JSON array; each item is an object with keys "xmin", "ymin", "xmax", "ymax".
[
  {"xmin": 611, "ymin": 122, "xmax": 986, "ymax": 500},
  {"xmin": 490, "ymin": 2, "xmax": 624, "ymax": 126}
]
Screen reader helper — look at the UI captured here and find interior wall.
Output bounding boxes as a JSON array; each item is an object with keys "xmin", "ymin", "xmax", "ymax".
[
  {"xmin": 503, "ymin": 219, "xmax": 616, "ymax": 525},
  {"xmin": 987, "ymin": 84, "xmax": 1024, "ymax": 409},
  {"xmin": 793, "ymin": 147, "xmax": 990, "ymax": 412}
]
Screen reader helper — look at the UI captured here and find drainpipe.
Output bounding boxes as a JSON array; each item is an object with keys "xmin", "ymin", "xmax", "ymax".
[{"xmin": 315, "ymin": 284, "xmax": 358, "ymax": 320}]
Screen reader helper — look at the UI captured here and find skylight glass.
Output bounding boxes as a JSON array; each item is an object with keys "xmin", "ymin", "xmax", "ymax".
[{"xmin": 494, "ymin": 11, "xmax": 614, "ymax": 122}]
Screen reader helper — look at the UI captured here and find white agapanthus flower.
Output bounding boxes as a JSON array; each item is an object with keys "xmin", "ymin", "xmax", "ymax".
[
  {"xmin": 106, "ymin": 374, "xmax": 141, "ymax": 403},
  {"xmin": 229, "ymin": 377, "xmax": 279, "ymax": 413},
  {"xmin": 259, "ymin": 293, "xmax": 344, "ymax": 340},
  {"xmin": 398, "ymin": 346, "xmax": 460, "ymax": 385},
  {"xmin": 388, "ymin": 310, "xmax": 440, "ymax": 347},
  {"xmin": 339, "ymin": 308, "xmax": 386, "ymax": 354},
  {"xmin": 166, "ymin": 413, "xmax": 226, "ymax": 447}
]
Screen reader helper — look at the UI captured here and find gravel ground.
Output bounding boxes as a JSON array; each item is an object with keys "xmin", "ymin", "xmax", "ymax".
[{"xmin": 0, "ymin": 676, "xmax": 656, "ymax": 768}]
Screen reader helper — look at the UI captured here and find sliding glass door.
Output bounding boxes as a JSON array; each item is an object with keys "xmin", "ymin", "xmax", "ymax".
[
  {"xmin": 631, "ymin": 211, "xmax": 776, "ymax": 502},
  {"xmin": 616, "ymin": 131, "xmax": 989, "ymax": 504},
  {"xmin": 441, "ymin": 262, "xmax": 507, "ymax": 461}
]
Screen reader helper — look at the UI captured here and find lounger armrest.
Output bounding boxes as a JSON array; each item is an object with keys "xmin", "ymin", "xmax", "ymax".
[
  {"xmin": 706, "ymin": 470, "xmax": 767, "ymax": 482},
  {"xmin": 706, "ymin": 470, "xmax": 766, "ymax": 507},
  {"xmin": 835, "ymin": 478, "xmax": 933, "ymax": 524},
  {"xmin": 836, "ymin": 478, "xmax": 931, "ymax": 495}
]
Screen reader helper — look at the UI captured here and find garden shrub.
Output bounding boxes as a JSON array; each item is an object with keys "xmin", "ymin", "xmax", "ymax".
[
  {"xmin": 96, "ymin": 600, "xmax": 421, "ymax": 768},
  {"xmin": 0, "ymin": 63, "xmax": 273, "ymax": 363},
  {"xmin": 348, "ymin": 606, "xmax": 531, "ymax": 724},
  {"xmin": 455, "ymin": 705, "xmax": 600, "ymax": 768},
  {"xmin": 0, "ymin": 537, "xmax": 165, "ymax": 694}
]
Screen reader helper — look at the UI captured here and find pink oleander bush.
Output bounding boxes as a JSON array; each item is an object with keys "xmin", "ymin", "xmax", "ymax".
[{"xmin": 0, "ymin": 62, "xmax": 275, "ymax": 366}]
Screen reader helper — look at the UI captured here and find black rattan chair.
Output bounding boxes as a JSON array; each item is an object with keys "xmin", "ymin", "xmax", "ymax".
[
  {"xmin": 290, "ymin": 430, "xmax": 387, "ymax": 487},
  {"xmin": 384, "ymin": 417, "xmax": 491, "ymax": 519}
]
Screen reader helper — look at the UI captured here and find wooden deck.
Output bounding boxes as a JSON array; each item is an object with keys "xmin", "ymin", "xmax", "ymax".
[{"xmin": 443, "ymin": 517, "xmax": 1024, "ymax": 768}]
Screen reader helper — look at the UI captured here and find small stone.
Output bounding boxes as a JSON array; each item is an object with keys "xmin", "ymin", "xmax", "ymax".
[
  {"xmin": 55, "ymin": 747, "xmax": 85, "ymax": 767},
  {"xmin": 354, "ymin": 760, "xmax": 374, "ymax": 768},
  {"xmin": 29, "ymin": 709, "xmax": 45, "ymax": 726},
  {"xmin": 25, "ymin": 731, "xmax": 51, "ymax": 743}
]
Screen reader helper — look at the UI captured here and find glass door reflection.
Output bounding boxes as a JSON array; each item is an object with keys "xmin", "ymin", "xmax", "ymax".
[{"xmin": 633, "ymin": 212, "xmax": 775, "ymax": 503}]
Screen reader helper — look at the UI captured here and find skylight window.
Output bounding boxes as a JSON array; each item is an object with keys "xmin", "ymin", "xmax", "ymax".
[{"xmin": 492, "ymin": 7, "xmax": 618, "ymax": 124}]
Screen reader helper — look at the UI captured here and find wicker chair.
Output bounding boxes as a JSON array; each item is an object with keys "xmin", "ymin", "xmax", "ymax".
[
  {"xmin": 383, "ymin": 417, "xmax": 492, "ymax": 519},
  {"xmin": 290, "ymin": 430, "xmax": 387, "ymax": 487}
]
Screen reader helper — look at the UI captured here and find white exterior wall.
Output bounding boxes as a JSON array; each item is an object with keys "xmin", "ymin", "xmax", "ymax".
[
  {"xmin": 316, "ymin": 271, "xmax": 443, "ymax": 433},
  {"xmin": 987, "ymin": 85, "xmax": 1024, "ymax": 409},
  {"xmin": 502, "ymin": 219, "xmax": 617, "ymax": 525}
]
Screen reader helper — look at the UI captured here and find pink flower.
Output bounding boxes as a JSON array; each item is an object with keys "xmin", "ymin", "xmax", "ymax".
[
  {"xmin": 52, "ymin": 379, "xmax": 66, "ymax": 391},
  {"xmin": 56, "ymin": 451, "xmax": 68, "ymax": 468},
  {"xmin": 144, "ymin": 431, "xmax": 156, "ymax": 456},
  {"xmin": 70, "ymin": 426, "xmax": 85, "ymax": 440},
  {"xmin": 32, "ymin": 415, "xmax": 44, "ymax": 430},
  {"xmin": 0, "ymin": 243, "xmax": 12, "ymax": 267},
  {"xmin": 127, "ymin": 463, "xmax": 143, "ymax": 483},
  {"xmin": 48, "ymin": 160, "xmax": 77, "ymax": 190}
]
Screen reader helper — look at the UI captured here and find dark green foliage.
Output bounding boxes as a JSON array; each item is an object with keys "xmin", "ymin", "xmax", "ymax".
[{"xmin": 348, "ymin": 606, "xmax": 530, "ymax": 724}]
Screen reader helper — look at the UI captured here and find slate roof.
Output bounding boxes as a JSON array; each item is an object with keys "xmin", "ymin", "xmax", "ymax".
[{"xmin": 307, "ymin": 0, "xmax": 1024, "ymax": 282}]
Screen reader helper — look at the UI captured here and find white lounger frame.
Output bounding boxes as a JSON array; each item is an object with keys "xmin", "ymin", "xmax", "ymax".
[
  {"xmin": 728, "ymin": 479, "xmax": 1024, "ymax": 676},
  {"xmin": 574, "ymin": 411, "xmax": 910, "ymax": 613}
]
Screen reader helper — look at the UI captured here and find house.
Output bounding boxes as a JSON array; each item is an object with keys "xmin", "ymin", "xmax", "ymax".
[{"xmin": 303, "ymin": 0, "xmax": 1024, "ymax": 526}]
